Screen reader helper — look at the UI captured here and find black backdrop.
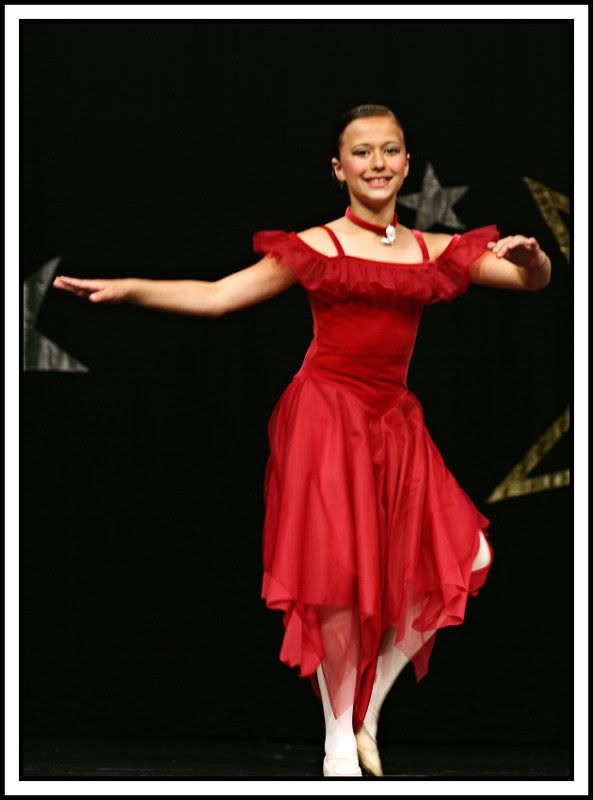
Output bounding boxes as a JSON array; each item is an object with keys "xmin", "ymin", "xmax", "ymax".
[{"xmin": 22, "ymin": 20, "xmax": 572, "ymax": 747}]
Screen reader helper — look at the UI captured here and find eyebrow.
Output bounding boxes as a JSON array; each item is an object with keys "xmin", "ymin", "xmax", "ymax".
[{"xmin": 351, "ymin": 141, "xmax": 401, "ymax": 147}]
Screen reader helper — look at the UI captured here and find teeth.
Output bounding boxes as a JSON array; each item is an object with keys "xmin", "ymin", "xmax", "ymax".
[{"xmin": 368, "ymin": 178, "xmax": 388, "ymax": 184}]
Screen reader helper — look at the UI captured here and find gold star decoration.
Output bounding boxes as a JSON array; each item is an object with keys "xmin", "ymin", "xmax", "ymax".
[{"xmin": 487, "ymin": 179, "xmax": 569, "ymax": 502}]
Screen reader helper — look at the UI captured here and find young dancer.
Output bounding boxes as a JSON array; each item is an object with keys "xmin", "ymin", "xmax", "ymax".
[{"xmin": 53, "ymin": 104, "xmax": 551, "ymax": 778}]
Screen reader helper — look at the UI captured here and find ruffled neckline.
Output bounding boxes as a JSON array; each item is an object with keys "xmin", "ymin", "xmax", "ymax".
[
  {"xmin": 252, "ymin": 225, "xmax": 500, "ymax": 306},
  {"xmin": 289, "ymin": 230, "xmax": 458, "ymax": 268}
]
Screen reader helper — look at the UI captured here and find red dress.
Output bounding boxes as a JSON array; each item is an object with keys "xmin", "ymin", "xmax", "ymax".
[{"xmin": 253, "ymin": 223, "xmax": 499, "ymax": 731}]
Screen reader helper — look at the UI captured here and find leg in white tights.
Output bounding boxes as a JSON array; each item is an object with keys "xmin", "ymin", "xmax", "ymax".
[
  {"xmin": 316, "ymin": 664, "xmax": 358, "ymax": 762},
  {"xmin": 363, "ymin": 630, "xmax": 410, "ymax": 741},
  {"xmin": 362, "ymin": 529, "xmax": 493, "ymax": 741}
]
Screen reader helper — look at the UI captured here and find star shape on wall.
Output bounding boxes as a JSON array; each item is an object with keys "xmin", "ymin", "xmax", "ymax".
[
  {"xmin": 23, "ymin": 257, "xmax": 89, "ymax": 372},
  {"xmin": 398, "ymin": 162, "xmax": 469, "ymax": 231}
]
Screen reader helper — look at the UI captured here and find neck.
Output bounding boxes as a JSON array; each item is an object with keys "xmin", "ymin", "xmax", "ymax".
[{"xmin": 348, "ymin": 197, "xmax": 398, "ymax": 229}]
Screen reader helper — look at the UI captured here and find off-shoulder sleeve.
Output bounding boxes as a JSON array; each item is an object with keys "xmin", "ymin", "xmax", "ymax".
[
  {"xmin": 252, "ymin": 225, "xmax": 501, "ymax": 304},
  {"xmin": 252, "ymin": 230, "xmax": 325, "ymax": 289},
  {"xmin": 431, "ymin": 224, "xmax": 500, "ymax": 304}
]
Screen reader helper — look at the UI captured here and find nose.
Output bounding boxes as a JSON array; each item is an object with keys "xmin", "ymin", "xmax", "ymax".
[{"xmin": 371, "ymin": 150, "xmax": 385, "ymax": 169}]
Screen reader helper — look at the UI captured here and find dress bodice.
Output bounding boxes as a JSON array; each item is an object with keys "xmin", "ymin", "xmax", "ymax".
[{"xmin": 253, "ymin": 224, "xmax": 499, "ymax": 412}]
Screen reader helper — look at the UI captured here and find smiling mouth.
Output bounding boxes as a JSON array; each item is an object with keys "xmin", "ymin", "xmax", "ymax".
[{"xmin": 364, "ymin": 177, "xmax": 392, "ymax": 185}]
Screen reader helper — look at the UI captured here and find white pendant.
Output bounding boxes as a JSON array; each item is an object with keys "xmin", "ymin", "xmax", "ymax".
[{"xmin": 380, "ymin": 224, "xmax": 397, "ymax": 245}]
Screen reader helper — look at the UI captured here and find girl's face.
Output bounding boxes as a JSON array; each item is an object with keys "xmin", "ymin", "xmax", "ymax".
[{"xmin": 331, "ymin": 116, "xmax": 410, "ymax": 203}]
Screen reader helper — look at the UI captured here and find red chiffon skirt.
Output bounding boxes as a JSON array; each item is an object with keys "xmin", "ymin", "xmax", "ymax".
[{"xmin": 261, "ymin": 374, "xmax": 493, "ymax": 731}]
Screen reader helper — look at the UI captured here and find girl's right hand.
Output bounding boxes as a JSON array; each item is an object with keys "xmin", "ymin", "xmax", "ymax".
[{"xmin": 52, "ymin": 276, "xmax": 133, "ymax": 304}]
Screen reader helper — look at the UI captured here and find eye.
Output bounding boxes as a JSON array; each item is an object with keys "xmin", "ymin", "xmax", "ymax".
[{"xmin": 354, "ymin": 147, "xmax": 400, "ymax": 156}]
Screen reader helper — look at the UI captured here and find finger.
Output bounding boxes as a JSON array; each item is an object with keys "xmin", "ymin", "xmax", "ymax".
[
  {"xmin": 88, "ymin": 287, "xmax": 120, "ymax": 303},
  {"xmin": 55, "ymin": 277, "xmax": 86, "ymax": 290},
  {"xmin": 56, "ymin": 276, "xmax": 105, "ymax": 289},
  {"xmin": 491, "ymin": 237, "xmax": 513, "ymax": 254},
  {"xmin": 88, "ymin": 290, "xmax": 109, "ymax": 303},
  {"xmin": 54, "ymin": 281, "xmax": 87, "ymax": 296},
  {"xmin": 493, "ymin": 235, "xmax": 531, "ymax": 257},
  {"xmin": 55, "ymin": 282, "xmax": 88, "ymax": 298},
  {"xmin": 491, "ymin": 239, "xmax": 508, "ymax": 256},
  {"xmin": 54, "ymin": 277, "xmax": 83, "ymax": 291}
]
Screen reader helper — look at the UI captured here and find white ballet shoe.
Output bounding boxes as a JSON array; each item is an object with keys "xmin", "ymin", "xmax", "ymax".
[
  {"xmin": 355, "ymin": 723, "xmax": 384, "ymax": 776},
  {"xmin": 323, "ymin": 753, "xmax": 363, "ymax": 777}
]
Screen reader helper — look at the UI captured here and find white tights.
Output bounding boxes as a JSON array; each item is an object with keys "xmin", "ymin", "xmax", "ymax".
[
  {"xmin": 316, "ymin": 530, "xmax": 492, "ymax": 753},
  {"xmin": 316, "ymin": 662, "xmax": 359, "ymax": 760}
]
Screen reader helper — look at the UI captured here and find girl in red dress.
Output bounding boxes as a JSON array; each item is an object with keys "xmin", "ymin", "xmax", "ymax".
[{"xmin": 54, "ymin": 104, "xmax": 552, "ymax": 778}]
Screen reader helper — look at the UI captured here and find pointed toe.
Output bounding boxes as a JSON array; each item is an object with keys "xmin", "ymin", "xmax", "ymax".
[{"xmin": 355, "ymin": 724, "xmax": 384, "ymax": 776}]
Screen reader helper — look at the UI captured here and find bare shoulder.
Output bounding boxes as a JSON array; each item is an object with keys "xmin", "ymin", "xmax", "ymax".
[
  {"xmin": 422, "ymin": 231, "xmax": 455, "ymax": 261},
  {"xmin": 295, "ymin": 225, "xmax": 339, "ymax": 256}
]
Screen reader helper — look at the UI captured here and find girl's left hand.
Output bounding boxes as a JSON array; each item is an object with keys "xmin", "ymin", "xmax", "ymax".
[{"xmin": 486, "ymin": 236, "xmax": 546, "ymax": 269}]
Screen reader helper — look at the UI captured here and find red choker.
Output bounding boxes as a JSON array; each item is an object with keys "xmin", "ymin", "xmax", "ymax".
[{"xmin": 346, "ymin": 206, "xmax": 398, "ymax": 245}]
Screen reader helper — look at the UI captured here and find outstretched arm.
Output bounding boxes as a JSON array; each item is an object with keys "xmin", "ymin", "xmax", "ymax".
[
  {"xmin": 473, "ymin": 235, "xmax": 552, "ymax": 290},
  {"xmin": 428, "ymin": 232, "xmax": 552, "ymax": 291},
  {"xmin": 215, "ymin": 255, "xmax": 298, "ymax": 315},
  {"xmin": 53, "ymin": 254, "xmax": 298, "ymax": 317}
]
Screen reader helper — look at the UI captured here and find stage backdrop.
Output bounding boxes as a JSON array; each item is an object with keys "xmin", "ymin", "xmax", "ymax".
[{"xmin": 22, "ymin": 20, "xmax": 572, "ymax": 747}]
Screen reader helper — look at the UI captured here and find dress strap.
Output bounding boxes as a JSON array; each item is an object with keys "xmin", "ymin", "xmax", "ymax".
[
  {"xmin": 320, "ymin": 225, "xmax": 346, "ymax": 256},
  {"xmin": 411, "ymin": 229, "xmax": 431, "ymax": 262}
]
